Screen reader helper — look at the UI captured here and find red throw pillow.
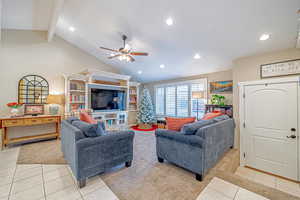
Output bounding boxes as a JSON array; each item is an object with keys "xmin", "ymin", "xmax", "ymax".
[
  {"xmin": 166, "ymin": 117, "xmax": 196, "ymax": 131},
  {"xmin": 80, "ymin": 112, "xmax": 97, "ymax": 124},
  {"xmin": 202, "ymin": 111, "xmax": 223, "ymax": 120}
]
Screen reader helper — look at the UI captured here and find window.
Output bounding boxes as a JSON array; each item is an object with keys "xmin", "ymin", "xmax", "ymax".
[
  {"xmin": 155, "ymin": 79, "xmax": 207, "ymax": 118},
  {"xmin": 176, "ymin": 85, "xmax": 189, "ymax": 117},
  {"xmin": 166, "ymin": 86, "xmax": 176, "ymax": 116},
  {"xmin": 155, "ymin": 87, "xmax": 165, "ymax": 115},
  {"xmin": 191, "ymin": 83, "xmax": 206, "ymax": 119}
]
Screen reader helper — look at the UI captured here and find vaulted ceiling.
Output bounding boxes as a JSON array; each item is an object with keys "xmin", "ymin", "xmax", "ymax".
[{"xmin": 2, "ymin": 0, "xmax": 300, "ymax": 82}]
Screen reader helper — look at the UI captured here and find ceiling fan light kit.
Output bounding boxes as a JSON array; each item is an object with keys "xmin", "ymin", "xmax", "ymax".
[{"xmin": 100, "ymin": 35, "xmax": 149, "ymax": 62}]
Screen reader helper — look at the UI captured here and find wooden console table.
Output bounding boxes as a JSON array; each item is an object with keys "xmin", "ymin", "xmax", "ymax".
[
  {"xmin": 205, "ymin": 104, "xmax": 233, "ymax": 117},
  {"xmin": 0, "ymin": 115, "xmax": 61, "ymax": 149}
]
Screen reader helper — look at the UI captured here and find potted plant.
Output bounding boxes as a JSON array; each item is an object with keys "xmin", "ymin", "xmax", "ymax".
[
  {"xmin": 7, "ymin": 102, "xmax": 23, "ymax": 117},
  {"xmin": 211, "ymin": 94, "xmax": 226, "ymax": 106}
]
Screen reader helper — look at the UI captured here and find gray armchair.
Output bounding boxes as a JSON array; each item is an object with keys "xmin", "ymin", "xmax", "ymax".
[
  {"xmin": 155, "ymin": 118, "xmax": 234, "ymax": 181},
  {"xmin": 61, "ymin": 120, "xmax": 134, "ymax": 187}
]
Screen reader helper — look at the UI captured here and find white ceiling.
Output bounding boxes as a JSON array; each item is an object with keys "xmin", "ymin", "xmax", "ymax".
[
  {"xmin": 2, "ymin": 0, "xmax": 300, "ymax": 82},
  {"xmin": 2, "ymin": 0, "xmax": 53, "ymax": 30}
]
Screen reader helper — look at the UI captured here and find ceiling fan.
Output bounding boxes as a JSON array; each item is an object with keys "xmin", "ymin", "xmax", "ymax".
[{"xmin": 100, "ymin": 35, "xmax": 149, "ymax": 62}]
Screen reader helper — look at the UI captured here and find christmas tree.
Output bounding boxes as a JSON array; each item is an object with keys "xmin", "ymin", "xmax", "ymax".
[{"xmin": 137, "ymin": 88, "xmax": 156, "ymax": 128}]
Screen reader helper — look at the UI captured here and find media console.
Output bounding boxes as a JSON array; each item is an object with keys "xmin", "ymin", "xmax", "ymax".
[{"xmin": 64, "ymin": 69, "xmax": 139, "ymax": 129}]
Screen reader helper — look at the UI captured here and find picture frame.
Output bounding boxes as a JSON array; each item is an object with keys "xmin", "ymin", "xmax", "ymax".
[
  {"xmin": 210, "ymin": 80, "xmax": 233, "ymax": 93},
  {"xmin": 24, "ymin": 104, "xmax": 44, "ymax": 116},
  {"xmin": 260, "ymin": 59, "xmax": 300, "ymax": 78}
]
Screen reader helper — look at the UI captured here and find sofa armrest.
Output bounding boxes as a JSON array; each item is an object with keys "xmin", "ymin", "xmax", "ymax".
[
  {"xmin": 196, "ymin": 119, "xmax": 235, "ymax": 174},
  {"xmin": 155, "ymin": 129, "xmax": 204, "ymax": 148}
]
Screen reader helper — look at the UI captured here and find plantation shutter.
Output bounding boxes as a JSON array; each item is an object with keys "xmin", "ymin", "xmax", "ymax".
[
  {"xmin": 166, "ymin": 86, "xmax": 176, "ymax": 116},
  {"xmin": 155, "ymin": 87, "xmax": 165, "ymax": 115},
  {"xmin": 176, "ymin": 85, "xmax": 189, "ymax": 117}
]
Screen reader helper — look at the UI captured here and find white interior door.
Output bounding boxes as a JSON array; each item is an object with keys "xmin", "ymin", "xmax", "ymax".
[{"xmin": 244, "ymin": 82, "xmax": 298, "ymax": 180}]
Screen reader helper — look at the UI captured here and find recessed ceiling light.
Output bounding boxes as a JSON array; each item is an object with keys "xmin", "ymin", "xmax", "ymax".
[
  {"xmin": 194, "ymin": 53, "xmax": 201, "ymax": 59},
  {"xmin": 160, "ymin": 64, "xmax": 165, "ymax": 68},
  {"xmin": 138, "ymin": 70, "xmax": 142, "ymax": 74},
  {"xmin": 69, "ymin": 26, "xmax": 75, "ymax": 32},
  {"xmin": 166, "ymin": 17, "xmax": 173, "ymax": 26},
  {"xmin": 259, "ymin": 34, "xmax": 270, "ymax": 41}
]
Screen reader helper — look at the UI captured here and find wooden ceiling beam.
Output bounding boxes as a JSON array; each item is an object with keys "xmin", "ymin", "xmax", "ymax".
[{"xmin": 47, "ymin": 0, "xmax": 65, "ymax": 42}]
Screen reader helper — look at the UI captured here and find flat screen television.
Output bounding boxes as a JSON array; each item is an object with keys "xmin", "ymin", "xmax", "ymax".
[{"xmin": 91, "ymin": 88, "xmax": 126, "ymax": 111}]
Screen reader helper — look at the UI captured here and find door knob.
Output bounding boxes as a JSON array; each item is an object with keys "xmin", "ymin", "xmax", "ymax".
[
  {"xmin": 291, "ymin": 128, "xmax": 296, "ymax": 132},
  {"xmin": 287, "ymin": 135, "xmax": 297, "ymax": 139}
]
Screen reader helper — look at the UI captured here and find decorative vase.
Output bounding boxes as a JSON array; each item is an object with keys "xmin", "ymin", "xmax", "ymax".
[{"xmin": 10, "ymin": 108, "xmax": 19, "ymax": 117}]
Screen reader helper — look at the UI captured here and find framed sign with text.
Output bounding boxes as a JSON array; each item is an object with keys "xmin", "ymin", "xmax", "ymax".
[{"xmin": 260, "ymin": 59, "xmax": 300, "ymax": 78}]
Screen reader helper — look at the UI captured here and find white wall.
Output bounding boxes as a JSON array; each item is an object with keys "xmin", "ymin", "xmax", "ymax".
[
  {"xmin": 232, "ymin": 48, "xmax": 300, "ymax": 148},
  {"xmin": 0, "ymin": 30, "xmax": 120, "ymax": 115}
]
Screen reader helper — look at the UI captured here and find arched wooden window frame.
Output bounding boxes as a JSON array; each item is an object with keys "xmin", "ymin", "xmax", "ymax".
[{"xmin": 18, "ymin": 75, "xmax": 49, "ymax": 104}]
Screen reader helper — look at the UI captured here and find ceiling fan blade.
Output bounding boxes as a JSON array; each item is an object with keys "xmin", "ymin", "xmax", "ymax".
[
  {"xmin": 130, "ymin": 52, "xmax": 149, "ymax": 56},
  {"xmin": 100, "ymin": 47, "xmax": 119, "ymax": 52},
  {"xmin": 108, "ymin": 54, "xmax": 122, "ymax": 59},
  {"xmin": 128, "ymin": 55, "xmax": 135, "ymax": 62}
]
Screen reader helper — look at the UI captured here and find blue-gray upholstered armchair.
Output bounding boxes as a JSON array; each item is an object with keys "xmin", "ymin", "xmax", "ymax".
[
  {"xmin": 61, "ymin": 120, "xmax": 135, "ymax": 187},
  {"xmin": 155, "ymin": 118, "xmax": 234, "ymax": 181}
]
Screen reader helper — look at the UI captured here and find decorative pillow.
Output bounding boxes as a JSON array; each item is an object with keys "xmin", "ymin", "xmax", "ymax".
[
  {"xmin": 202, "ymin": 111, "xmax": 223, "ymax": 120},
  {"xmin": 80, "ymin": 112, "xmax": 97, "ymax": 124},
  {"xmin": 181, "ymin": 119, "xmax": 215, "ymax": 135},
  {"xmin": 66, "ymin": 117, "xmax": 80, "ymax": 124},
  {"xmin": 213, "ymin": 115, "xmax": 230, "ymax": 122},
  {"xmin": 72, "ymin": 121, "xmax": 105, "ymax": 137},
  {"xmin": 166, "ymin": 117, "xmax": 196, "ymax": 131}
]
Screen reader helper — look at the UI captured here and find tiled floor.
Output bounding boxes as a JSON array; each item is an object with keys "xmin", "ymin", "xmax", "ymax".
[
  {"xmin": 235, "ymin": 166, "xmax": 300, "ymax": 198},
  {"xmin": 0, "ymin": 147, "xmax": 119, "ymax": 200},
  {"xmin": 197, "ymin": 177, "xmax": 269, "ymax": 200}
]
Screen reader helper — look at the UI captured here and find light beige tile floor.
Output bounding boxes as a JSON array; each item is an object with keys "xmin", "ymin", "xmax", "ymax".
[
  {"xmin": 0, "ymin": 147, "xmax": 119, "ymax": 200},
  {"xmin": 235, "ymin": 166, "xmax": 300, "ymax": 198},
  {"xmin": 197, "ymin": 177, "xmax": 269, "ymax": 200}
]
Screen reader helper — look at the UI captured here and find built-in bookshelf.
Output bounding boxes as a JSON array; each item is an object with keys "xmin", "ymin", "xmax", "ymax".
[
  {"xmin": 64, "ymin": 74, "xmax": 88, "ymax": 114},
  {"xmin": 92, "ymin": 111, "xmax": 127, "ymax": 131},
  {"xmin": 64, "ymin": 69, "xmax": 138, "ymax": 129},
  {"xmin": 128, "ymin": 82, "xmax": 140, "ymax": 126}
]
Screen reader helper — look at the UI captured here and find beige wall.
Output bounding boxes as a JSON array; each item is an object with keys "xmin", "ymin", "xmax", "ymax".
[
  {"xmin": 0, "ymin": 30, "xmax": 119, "ymax": 115},
  {"xmin": 143, "ymin": 69, "xmax": 233, "ymax": 109},
  {"xmin": 232, "ymin": 48, "xmax": 300, "ymax": 148}
]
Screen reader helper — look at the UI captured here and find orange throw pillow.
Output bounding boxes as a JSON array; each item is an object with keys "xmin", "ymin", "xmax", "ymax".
[
  {"xmin": 80, "ymin": 112, "xmax": 97, "ymax": 124},
  {"xmin": 202, "ymin": 111, "xmax": 223, "ymax": 120},
  {"xmin": 166, "ymin": 117, "xmax": 196, "ymax": 131}
]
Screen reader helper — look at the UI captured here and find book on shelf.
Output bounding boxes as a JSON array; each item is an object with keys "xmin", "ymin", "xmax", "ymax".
[
  {"xmin": 129, "ymin": 88, "xmax": 137, "ymax": 95},
  {"xmin": 70, "ymin": 94, "xmax": 85, "ymax": 102},
  {"xmin": 129, "ymin": 96, "xmax": 136, "ymax": 104},
  {"xmin": 70, "ymin": 104, "xmax": 85, "ymax": 111},
  {"xmin": 70, "ymin": 82, "xmax": 85, "ymax": 91}
]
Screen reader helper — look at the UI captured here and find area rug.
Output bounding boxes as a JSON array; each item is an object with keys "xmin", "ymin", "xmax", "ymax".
[
  {"xmin": 17, "ymin": 139, "xmax": 66, "ymax": 164},
  {"xmin": 131, "ymin": 125, "xmax": 158, "ymax": 131}
]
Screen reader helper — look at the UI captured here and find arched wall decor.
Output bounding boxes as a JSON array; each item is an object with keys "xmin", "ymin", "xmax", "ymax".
[{"xmin": 18, "ymin": 75, "xmax": 49, "ymax": 104}]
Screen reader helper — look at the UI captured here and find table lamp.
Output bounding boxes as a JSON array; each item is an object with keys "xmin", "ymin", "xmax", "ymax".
[
  {"xmin": 192, "ymin": 91, "xmax": 204, "ymax": 120},
  {"xmin": 46, "ymin": 94, "xmax": 64, "ymax": 115}
]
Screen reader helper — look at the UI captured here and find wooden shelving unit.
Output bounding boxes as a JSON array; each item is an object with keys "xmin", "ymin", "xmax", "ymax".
[
  {"xmin": 64, "ymin": 69, "xmax": 134, "ymax": 129},
  {"xmin": 128, "ymin": 82, "xmax": 140, "ymax": 126},
  {"xmin": 64, "ymin": 74, "xmax": 88, "ymax": 115}
]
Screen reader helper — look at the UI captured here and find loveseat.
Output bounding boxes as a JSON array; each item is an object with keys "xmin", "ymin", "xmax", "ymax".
[
  {"xmin": 61, "ymin": 118, "xmax": 135, "ymax": 187},
  {"xmin": 155, "ymin": 116, "xmax": 234, "ymax": 181}
]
